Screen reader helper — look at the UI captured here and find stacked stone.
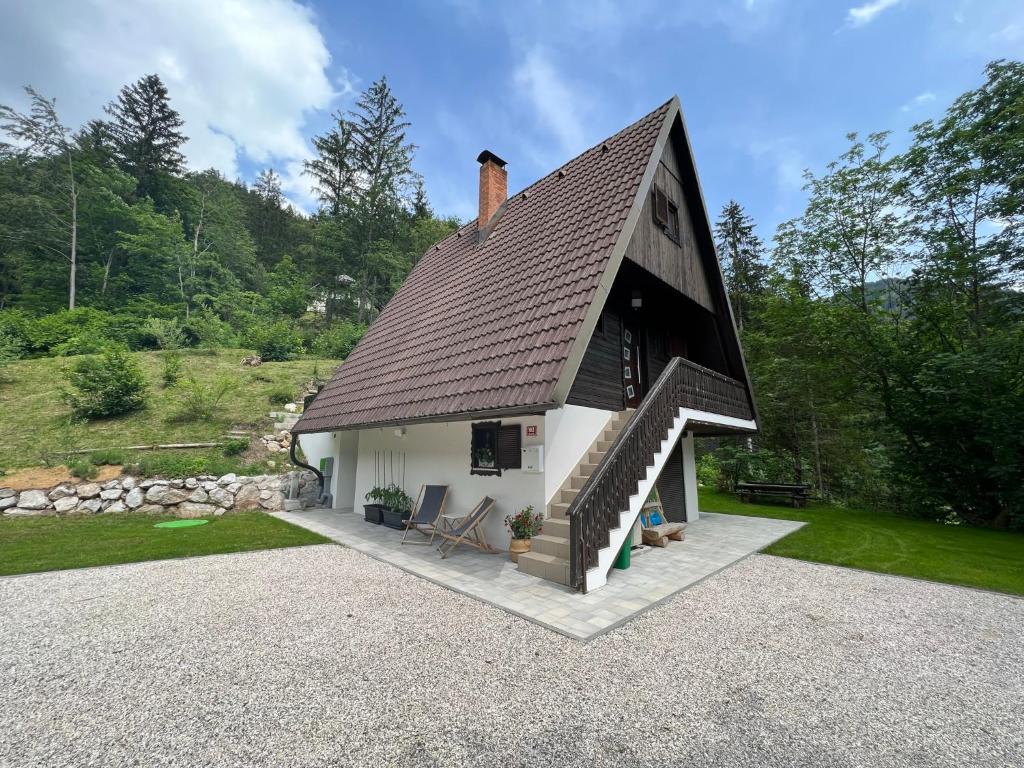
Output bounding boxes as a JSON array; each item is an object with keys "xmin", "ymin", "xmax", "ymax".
[
  {"xmin": 260, "ymin": 430, "xmax": 293, "ymax": 454},
  {"xmin": 0, "ymin": 470, "xmax": 318, "ymax": 518}
]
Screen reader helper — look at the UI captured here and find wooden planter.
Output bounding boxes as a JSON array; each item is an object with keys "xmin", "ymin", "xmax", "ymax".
[{"xmin": 509, "ymin": 537, "xmax": 532, "ymax": 563}]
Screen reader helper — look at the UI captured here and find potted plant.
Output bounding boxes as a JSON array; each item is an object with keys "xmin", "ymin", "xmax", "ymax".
[
  {"xmin": 363, "ymin": 486, "xmax": 388, "ymax": 524},
  {"xmin": 505, "ymin": 505, "xmax": 543, "ymax": 562},
  {"xmin": 474, "ymin": 446, "xmax": 495, "ymax": 468},
  {"xmin": 379, "ymin": 483, "xmax": 415, "ymax": 530}
]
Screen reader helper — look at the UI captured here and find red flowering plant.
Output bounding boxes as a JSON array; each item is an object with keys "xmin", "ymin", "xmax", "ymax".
[{"xmin": 504, "ymin": 505, "xmax": 543, "ymax": 540}]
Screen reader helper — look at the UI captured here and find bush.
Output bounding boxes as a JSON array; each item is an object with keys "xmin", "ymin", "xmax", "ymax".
[
  {"xmin": 248, "ymin": 320, "xmax": 303, "ymax": 362},
  {"xmin": 267, "ymin": 385, "xmax": 295, "ymax": 406},
  {"xmin": 88, "ymin": 448, "xmax": 126, "ymax": 466},
  {"xmin": 222, "ymin": 437, "xmax": 250, "ymax": 456},
  {"xmin": 141, "ymin": 317, "xmax": 185, "ymax": 350},
  {"xmin": 162, "ymin": 351, "xmax": 184, "ymax": 388},
  {"xmin": 62, "ymin": 345, "xmax": 147, "ymax": 420},
  {"xmin": 67, "ymin": 459, "xmax": 98, "ymax": 480},
  {"xmin": 169, "ymin": 375, "xmax": 238, "ymax": 422},
  {"xmin": 182, "ymin": 310, "xmax": 238, "ymax": 348},
  {"xmin": 52, "ymin": 335, "xmax": 113, "ymax": 357},
  {"xmin": 312, "ymin": 321, "xmax": 366, "ymax": 359}
]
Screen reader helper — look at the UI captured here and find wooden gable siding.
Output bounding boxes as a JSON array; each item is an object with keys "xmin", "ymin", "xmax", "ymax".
[
  {"xmin": 623, "ymin": 133, "xmax": 714, "ymax": 312},
  {"xmin": 566, "ymin": 310, "xmax": 623, "ymax": 411}
]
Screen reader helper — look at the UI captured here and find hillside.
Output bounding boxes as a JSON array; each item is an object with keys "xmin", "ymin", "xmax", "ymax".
[{"xmin": 0, "ymin": 349, "xmax": 339, "ymax": 472}]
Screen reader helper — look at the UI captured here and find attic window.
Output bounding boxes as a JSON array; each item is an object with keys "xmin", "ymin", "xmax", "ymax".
[
  {"xmin": 471, "ymin": 422, "xmax": 522, "ymax": 475},
  {"xmin": 652, "ymin": 185, "xmax": 680, "ymax": 244}
]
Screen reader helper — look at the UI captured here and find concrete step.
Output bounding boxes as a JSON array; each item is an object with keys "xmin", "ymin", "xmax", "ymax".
[
  {"xmin": 570, "ymin": 475, "xmax": 589, "ymax": 490},
  {"xmin": 578, "ymin": 462, "xmax": 600, "ymax": 479},
  {"xmin": 560, "ymin": 487, "xmax": 579, "ymax": 504},
  {"xmin": 543, "ymin": 517, "xmax": 571, "ymax": 537},
  {"xmin": 517, "ymin": 551, "xmax": 570, "ymax": 586},
  {"xmin": 549, "ymin": 502, "xmax": 570, "ymax": 520},
  {"xmin": 531, "ymin": 533, "xmax": 569, "ymax": 559}
]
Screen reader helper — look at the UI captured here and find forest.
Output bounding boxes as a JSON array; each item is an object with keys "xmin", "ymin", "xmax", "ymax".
[{"xmin": 0, "ymin": 61, "xmax": 1021, "ymax": 530}]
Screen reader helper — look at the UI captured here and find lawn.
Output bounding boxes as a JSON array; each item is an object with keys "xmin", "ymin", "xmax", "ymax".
[
  {"xmin": 701, "ymin": 488, "xmax": 1024, "ymax": 596},
  {"xmin": 0, "ymin": 511, "xmax": 332, "ymax": 577},
  {"xmin": 0, "ymin": 348, "xmax": 339, "ymax": 471}
]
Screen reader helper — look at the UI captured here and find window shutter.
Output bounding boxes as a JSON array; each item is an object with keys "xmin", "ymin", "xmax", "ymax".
[{"xmin": 497, "ymin": 424, "xmax": 522, "ymax": 469}]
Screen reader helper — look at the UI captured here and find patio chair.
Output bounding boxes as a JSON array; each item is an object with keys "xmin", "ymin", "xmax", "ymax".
[
  {"xmin": 401, "ymin": 484, "xmax": 449, "ymax": 545},
  {"xmin": 435, "ymin": 496, "xmax": 498, "ymax": 559}
]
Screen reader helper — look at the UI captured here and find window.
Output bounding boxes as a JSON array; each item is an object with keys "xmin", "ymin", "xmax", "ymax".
[
  {"xmin": 471, "ymin": 421, "xmax": 522, "ymax": 475},
  {"xmin": 652, "ymin": 184, "xmax": 681, "ymax": 244}
]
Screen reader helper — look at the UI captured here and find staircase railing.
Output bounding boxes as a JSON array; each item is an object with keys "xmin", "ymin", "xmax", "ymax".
[{"xmin": 567, "ymin": 357, "xmax": 753, "ymax": 591}]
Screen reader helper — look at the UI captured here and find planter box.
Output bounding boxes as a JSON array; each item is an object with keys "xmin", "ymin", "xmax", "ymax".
[
  {"xmin": 380, "ymin": 507, "xmax": 411, "ymax": 530},
  {"xmin": 363, "ymin": 504, "xmax": 386, "ymax": 524}
]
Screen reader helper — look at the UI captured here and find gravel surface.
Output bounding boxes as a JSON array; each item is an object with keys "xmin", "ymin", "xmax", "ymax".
[{"xmin": 1, "ymin": 545, "xmax": 1021, "ymax": 767}]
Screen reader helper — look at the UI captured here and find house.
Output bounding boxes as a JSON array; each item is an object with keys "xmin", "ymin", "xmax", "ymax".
[{"xmin": 292, "ymin": 97, "xmax": 757, "ymax": 593}]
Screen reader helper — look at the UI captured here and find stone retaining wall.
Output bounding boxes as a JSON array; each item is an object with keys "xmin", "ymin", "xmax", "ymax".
[{"xmin": 0, "ymin": 470, "xmax": 320, "ymax": 518}]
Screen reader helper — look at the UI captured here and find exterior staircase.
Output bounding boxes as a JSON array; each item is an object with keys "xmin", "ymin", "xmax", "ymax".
[{"xmin": 517, "ymin": 409, "xmax": 633, "ymax": 586}]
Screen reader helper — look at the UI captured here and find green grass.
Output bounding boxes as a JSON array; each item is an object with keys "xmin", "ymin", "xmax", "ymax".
[
  {"xmin": 0, "ymin": 512, "xmax": 332, "ymax": 577},
  {"xmin": 701, "ymin": 488, "xmax": 1024, "ymax": 596},
  {"xmin": 0, "ymin": 348, "xmax": 338, "ymax": 471}
]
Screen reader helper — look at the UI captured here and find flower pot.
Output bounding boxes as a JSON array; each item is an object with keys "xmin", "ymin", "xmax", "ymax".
[
  {"xmin": 380, "ymin": 506, "xmax": 411, "ymax": 530},
  {"xmin": 509, "ymin": 537, "xmax": 532, "ymax": 563},
  {"xmin": 363, "ymin": 504, "xmax": 385, "ymax": 524}
]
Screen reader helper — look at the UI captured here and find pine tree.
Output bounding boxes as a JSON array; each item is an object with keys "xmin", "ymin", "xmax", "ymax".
[
  {"xmin": 304, "ymin": 114, "xmax": 357, "ymax": 217},
  {"xmin": 715, "ymin": 200, "xmax": 767, "ymax": 331},
  {"xmin": 253, "ymin": 168, "xmax": 283, "ymax": 206},
  {"xmin": 104, "ymin": 74, "xmax": 187, "ymax": 201}
]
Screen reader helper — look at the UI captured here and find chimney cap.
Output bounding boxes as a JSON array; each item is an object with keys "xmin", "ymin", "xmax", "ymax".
[{"xmin": 476, "ymin": 149, "xmax": 507, "ymax": 168}]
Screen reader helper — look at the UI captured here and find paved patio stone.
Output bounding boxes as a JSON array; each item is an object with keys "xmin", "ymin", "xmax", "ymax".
[{"xmin": 275, "ymin": 508, "xmax": 803, "ymax": 640}]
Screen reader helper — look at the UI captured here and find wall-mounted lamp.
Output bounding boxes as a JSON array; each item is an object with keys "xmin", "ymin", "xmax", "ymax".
[{"xmin": 631, "ymin": 288, "xmax": 643, "ymax": 309}]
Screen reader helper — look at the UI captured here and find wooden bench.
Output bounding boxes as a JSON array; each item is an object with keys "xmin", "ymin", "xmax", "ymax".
[{"xmin": 735, "ymin": 482, "xmax": 811, "ymax": 508}]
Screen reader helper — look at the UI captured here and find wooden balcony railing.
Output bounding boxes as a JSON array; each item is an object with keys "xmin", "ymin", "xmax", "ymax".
[{"xmin": 567, "ymin": 357, "xmax": 753, "ymax": 591}]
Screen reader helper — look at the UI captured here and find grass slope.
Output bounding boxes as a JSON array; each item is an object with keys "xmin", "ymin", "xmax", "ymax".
[
  {"xmin": 0, "ymin": 349, "xmax": 338, "ymax": 471},
  {"xmin": 0, "ymin": 512, "xmax": 331, "ymax": 577},
  {"xmin": 701, "ymin": 488, "xmax": 1024, "ymax": 596}
]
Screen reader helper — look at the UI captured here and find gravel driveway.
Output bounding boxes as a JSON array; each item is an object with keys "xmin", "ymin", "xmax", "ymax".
[{"xmin": 1, "ymin": 545, "xmax": 1021, "ymax": 767}]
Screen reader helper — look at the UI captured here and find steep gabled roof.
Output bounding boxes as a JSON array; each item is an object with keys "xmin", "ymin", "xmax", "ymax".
[{"xmin": 294, "ymin": 100, "xmax": 674, "ymax": 433}]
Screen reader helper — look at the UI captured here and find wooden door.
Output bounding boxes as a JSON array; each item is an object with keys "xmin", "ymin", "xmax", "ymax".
[{"xmin": 622, "ymin": 323, "xmax": 642, "ymax": 408}]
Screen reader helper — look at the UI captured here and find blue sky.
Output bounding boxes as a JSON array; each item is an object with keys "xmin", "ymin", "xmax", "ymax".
[{"xmin": 1, "ymin": 0, "xmax": 1022, "ymax": 241}]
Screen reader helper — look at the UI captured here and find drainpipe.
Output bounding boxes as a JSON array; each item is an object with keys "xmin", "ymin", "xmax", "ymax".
[{"xmin": 288, "ymin": 433, "xmax": 327, "ymax": 504}]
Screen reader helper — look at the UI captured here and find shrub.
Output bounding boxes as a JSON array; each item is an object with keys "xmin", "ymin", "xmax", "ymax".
[
  {"xmin": 248, "ymin": 320, "xmax": 303, "ymax": 362},
  {"xmin": 505, "ymin": 505, "xmax": 543, "ymax": 539},
  {"xmin": 169, "ymin": 375, "xmax": 238, "ymax": 422},
  {"xmin": 62, "ymin": 345, "xmax": 147, "ymax": 420},
  {"xmin": 222, "ymin": 437, "xmax": 250, "ymax": 456},
  {"xmin": 312, "ymin": 321, "xmax": 366, "ymax": 359},
  {"xmin": 67, "ymin": 459, "xmax": 98, "ymax": 480},
  {"xmin": 142, "ymin": 317, "xmax": 185, "ymax": 350},
  {"xmin": 88, "ymin": 448, "xmax": 126, "ymax": 466},
  {"xmin": 52, "ymin": 335, "xmax": 113, "ymax": 356},
  {"xmin": 182, "ymin": 310, "xmax": 238, "ymax": 348},
  {"xmin": 162, "ymin": 351, "xmax": 184, "ymax": 388},
  {"xmin": 0, "ymin": 328, "xmax": 23, "ymax": 384},
  {"xmin": 267, "ymin": 385, "xmax": 295, "ymax": 406}
]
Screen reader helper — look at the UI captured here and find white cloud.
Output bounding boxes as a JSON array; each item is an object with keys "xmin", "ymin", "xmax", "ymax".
[
  {"xmin": 747, "ymin": 138, "xmax": 807, "ymax": 194},
  {"xmin": 512, "ymin": 47, "xmax": 588, "ymax": 159},
  {"xmin": 0, "ymin": 0, "xmax": 336, "ymax": 202},
  {"xmin": 846, "ymin": 0, "xmax": 902, "ymax": 27},
  {"xmin": 900, "ymin": 91, "xmax": 936, "ymax": 112}
]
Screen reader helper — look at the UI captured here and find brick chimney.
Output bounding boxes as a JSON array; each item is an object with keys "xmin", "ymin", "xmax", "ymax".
[{"xmin": 477, "ymin": 150, "xmax": 507, "ymax": 229}]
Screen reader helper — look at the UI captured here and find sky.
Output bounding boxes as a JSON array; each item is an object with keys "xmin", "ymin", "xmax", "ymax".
[{"xmin": 1, "ymin": 0, "xmax": 1022, "ymax": 242}]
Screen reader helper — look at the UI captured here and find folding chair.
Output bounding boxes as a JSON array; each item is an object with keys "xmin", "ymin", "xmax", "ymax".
[
  {"xmin": 435, "ymin": 496, "xmax": 498, "ymax": 558},
  {"xmin": 401, "ymin": 484, "xmax": 449, "ymax": 545}
]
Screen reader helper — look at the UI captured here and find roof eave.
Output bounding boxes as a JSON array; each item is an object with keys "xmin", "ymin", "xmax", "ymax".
[{"xmin": 292, "ymin": 401, "xmax": 560, "ymax": 435}]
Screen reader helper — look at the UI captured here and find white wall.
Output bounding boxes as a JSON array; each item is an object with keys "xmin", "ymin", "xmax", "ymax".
[
  {"xmin": 680, "ymin": 431, "xmax": 698, "ymax": 522},
  {"xmin": 295, "ymin": 431, "xmax": 359, "ymax": 509},
  {"xmin": 352, "ymin": 415, "xmax": 547, "ymax": 550},
  {"xmin": 543, "ymin": 405, "xmax": 614, "ymax": 506}
]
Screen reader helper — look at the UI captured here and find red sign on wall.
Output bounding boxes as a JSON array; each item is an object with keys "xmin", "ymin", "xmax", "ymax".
[{"xmin": 526, "ymin": 425, "xmax": 537, "ymax": 437}]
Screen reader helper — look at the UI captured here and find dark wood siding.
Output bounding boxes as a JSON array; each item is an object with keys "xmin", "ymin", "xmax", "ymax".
[
  {"xmin": 567, "ymin": 311, "xmax": 623, "ymax": 410},
  {"xmin": 624, "ymin": 136, "xmax": 714, "ymax": 312},
  {"xmin": 644, "ymin": 326, "xmax": 671, "ymax": 388},
  {"xmin": 656, "ymin": 439, "xmax": 687, "ymax": 523}
]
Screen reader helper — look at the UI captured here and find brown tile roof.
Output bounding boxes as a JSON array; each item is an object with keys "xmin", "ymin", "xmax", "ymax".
[{"xmin": 294, "ymin": 100, "xmax": 672, "ymax": 433}]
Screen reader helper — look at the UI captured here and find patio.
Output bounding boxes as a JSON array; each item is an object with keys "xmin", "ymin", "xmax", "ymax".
[{"xmin": 274, "ymin": 507, "xmax": 804, "ymax": 640}]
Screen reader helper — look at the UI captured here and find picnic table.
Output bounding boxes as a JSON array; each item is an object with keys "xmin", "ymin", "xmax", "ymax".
[{"xmin": 735, "ymin": 482, "xmax": 811, "ymax": 508}]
